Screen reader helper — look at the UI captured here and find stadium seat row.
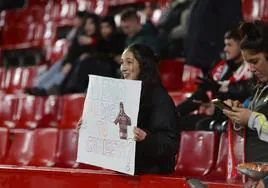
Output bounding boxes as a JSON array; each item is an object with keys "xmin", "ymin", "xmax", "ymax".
[
  {"xmin": 0, "ymin": 127, "xmax": 243, "ymax": 181},
  {"xmin": 0, "ymin": 93, "xmax": 85, "ymax": 129}
]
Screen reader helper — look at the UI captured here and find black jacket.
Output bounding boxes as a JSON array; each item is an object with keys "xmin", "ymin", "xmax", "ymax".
[
  {"xmin": 135, "ymin": 84, "xmax": 179, "ymax": 174},
  {"xmin": 185, "ymin": 0, "xmax": 242, "ymax": 71}
]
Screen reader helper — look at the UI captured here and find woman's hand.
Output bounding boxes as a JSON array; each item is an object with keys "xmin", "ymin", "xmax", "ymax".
[
  {"xmin": 223, "ymin": 106, "xmax": 252, "ymax": 126},
  {"xmin": 79, "ymin": 53, "xmax": 89, "ymax": 61},
  {"xmin": 224, "ymin": 99, "xmax": 242, "ymax": 108},
  {"xmin": 75, "ymin": 119, "xmax": 82, "ymax": 133},
  {"xmin": 78, "ymin": 36, "xmax": 93, "ymax": 45},
  {"xmin": 134, "ymin": 127, "xmax": 147, "ymax": 141}
]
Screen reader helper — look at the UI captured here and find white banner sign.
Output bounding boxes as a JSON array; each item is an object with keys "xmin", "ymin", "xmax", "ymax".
[{"xmin": 77, "ymin": 75, "xmax": 142, "ymax": 175}]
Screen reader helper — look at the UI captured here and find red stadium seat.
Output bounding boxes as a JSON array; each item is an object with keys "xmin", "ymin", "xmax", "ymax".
[
  {"xmin": 0, "ymin": 67, "xmax": 4, "ymax": 87},
  {"xmin": 1, "ymin": 65, "xmax": 47, "ymax": 93},
  {"xmin": 59, "ymin": 94, "xmax": 85, "ymax": 129},
  {"xmin": 21, "ymin": 65, "xmax": 47, "ymax": 90},
  {"xmin": 181, "ymin": 65, "xmax": 203, "ymax": 92},
  {"xmin": 4, "ymin": 129, "xmax": 34, "ymax": 165},
  {"xmin": 47, "ymin": 39, "xmax": 69, "ymax": 64},
  {"xmin": 242, "ymin": 0, "xmax": 268, "ymax": 22},
  {"xmin": 0, "ymin": 127, "xmax": 8, "ymax": 163},
  {"xmin": 0, "ymin": 94, "xmax": 19, "ymax": 128},
  {"xmin": 174, "ymin": 131, "xmax": 218, "ymax": 178},
  {"xmin": 56, "ymin": 129, "xmax": 79, "ymax": 168},
  {"xmin": 29, "ymin": 128, "xmax": 58, "ymax": 167},
  {"xmin": 159, "ymin": 59, "xmax": 184, "ymax": 91},
  {"xmin": 204, "ymin": 132, "xmax": 228, "ymax": 180},
  {"xmin": 16, "ymin": 95, "xmax": 62, "ymax": 129}
]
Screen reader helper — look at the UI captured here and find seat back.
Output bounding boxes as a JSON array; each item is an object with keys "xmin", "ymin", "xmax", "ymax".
[
  {"xmin": 16, "ymin": 95, "xmax": 62, "ymax": 129},
  {"xmin": 182, "ymin": 65, "xmax": 203, "ymax": 92},
  {"xmin": 29, "ymin": 128, "xmax": 58, "ymax": 167},
  {"xmin": 159, "ymin": 59, "xmax": 184, "ymax": 91},
  {"xmin": 0, "ymin": 94, "xmax": 19, "ymax": 128},
  {"xmin": 204, "ymin": 132, "xmax": 228, "ymax": 180},
  {"xmin": 48, "ymin": 39, "xmax": 69, "ymax": 65},
  {"xmin": 174, "ymin": 131, "xmax": 218, "ymax": 178},
  {"xmin": 0, "ymin": 127, "xmax": 8, "ymax": 163},
  {"xmin": 4, "ymin": 129, "xmax": 34, "ymax": 165},
  {"xmin": 56, "ymin": 129, "xmax": 79, "ymax": 168},
  {"xmin": 59, "ymin": 94, "xmax": 85, "ymax": 128},
  {"xmin": 242, "ymin": 0, "xmax": 268, "ymax": 21}
]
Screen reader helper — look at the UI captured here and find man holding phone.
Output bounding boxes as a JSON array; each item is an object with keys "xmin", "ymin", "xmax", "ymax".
[{"xmin": 177, "ymin": 28, "xmax": 252, "ymax": 131}]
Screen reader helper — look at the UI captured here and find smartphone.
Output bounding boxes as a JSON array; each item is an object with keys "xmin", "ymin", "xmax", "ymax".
[{"xmin": 212, "ymin": 99, "xmax": 233, "ymax": 111}]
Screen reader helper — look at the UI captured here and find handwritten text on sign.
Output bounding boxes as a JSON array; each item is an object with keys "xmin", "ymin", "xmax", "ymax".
[{"xmin": 77, "ymin": 75, "xmax": 141, "ymax": 175}]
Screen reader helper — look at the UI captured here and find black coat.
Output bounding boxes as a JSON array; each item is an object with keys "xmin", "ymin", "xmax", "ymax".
[
  {"xmin": 185, "ymin": 0, "xmax": 242, "ymax": 71},
  {"xmin": 135, "ymin": 84, "xmax": 180, "ymax": 174}
]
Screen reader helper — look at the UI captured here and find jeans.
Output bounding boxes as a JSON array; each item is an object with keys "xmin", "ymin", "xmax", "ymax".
[{"xmin": 33, "ymin": 60, "xmax": 65, "ymax": 90}]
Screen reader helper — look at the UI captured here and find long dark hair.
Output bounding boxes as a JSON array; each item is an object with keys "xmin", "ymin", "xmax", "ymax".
[
  {"xmin": 124, "ymin": 44, "xmax": 162, "ymax": 129},
  {"xmin": 124, "ymin": 44, "xmax": 161, "ymax": 87},
  {"xmin": 240, "ymin": 20, "xmax": 268, "ymax": 56}
]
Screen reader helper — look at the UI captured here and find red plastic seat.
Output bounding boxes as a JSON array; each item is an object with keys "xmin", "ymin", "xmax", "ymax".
[
  {"xmin": 59, "ymin": 94, "xmax": 85, "ymax": 129},
  {"xmin": 3, "ymin": 24, "xmax": 35, "ymax": 50},
  {"xmin": 29, "ymin": 128, "xmax": 58, "ymax": 167},
  {"xmin": 0, "ymin": 67, "xmax": 4, "ymax": 87},
  {"xmin": 16, "ymin": 95, "xmax": 62, "ymax": 129},
  {"xmin": 47, "ymin": 39, "xmax": 69, "ymax": 64},
  {"xmin": 174, "ymin": 131, "xmax": 218, "ymax": 178},
  {"xmin": 181, "ymin": 65, "xmax": 203, "ymax": 92},
  {"xmin": 242, "ymin": 0, "xmax": 268, "ymax": 22},
  {"xmin": 158, "ymin": 59, "xmax": 184, "ymax": 91},
  {"xmin": 204, "ymin": 132, "xmax": 228, "ymax": 180},
  {"xmin": 0, "ymin": 94, "xmax": 19, "ymax": 128},
  {"xmin": 1, "ymin": 65, "xmax": 47, "ymax": 93},
  {"xmin": 4, "ymin": 129, "xmax": 34, "ymax": 165},
  {"xmin": 56, "ymin": 129, "xmax": 79, "ymax": 168},
  {"xmin": 0, "ymin": 127, "xmax": 8, "ymax": 163}
]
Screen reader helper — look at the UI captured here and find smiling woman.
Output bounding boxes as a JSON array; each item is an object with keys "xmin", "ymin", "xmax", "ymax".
[{"xmin": 120, "ymin": 44, "xmax": 180, "ymax": 175}]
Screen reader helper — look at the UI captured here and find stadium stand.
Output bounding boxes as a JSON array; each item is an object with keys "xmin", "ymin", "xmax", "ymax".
[{"xmin": 0, "ymin": 0, "xmax": 266, "ymax": 187}]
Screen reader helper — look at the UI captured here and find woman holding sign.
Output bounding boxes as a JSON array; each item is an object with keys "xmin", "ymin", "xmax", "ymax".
[
  {"xmin": 77, "ymin": 44, "xmax": 179, "ymax": 174},
  {"xmin": 120, "ymin": 44, "xmax": 179, "ymax": 174}
]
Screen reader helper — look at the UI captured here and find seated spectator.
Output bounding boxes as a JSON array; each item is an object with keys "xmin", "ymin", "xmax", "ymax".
[
  {"xmin": 26, "ymin": 12, "xmax": 100, "ymax": 96},
  {"xmin": 120, "ymin": 8, "xmax": 160, "ymax": 53},
  {"xmin": 77, "ymin": 44, "xmax": 179, "ymax": 174},
  {"xmin": 176, "ymin": 28, "xmax": 252, "ymax": 131},
  {"xmin": 66, "ymin": 11, "xmax": 87, "ymax": 42},
  {"xmin": 61, "ymin": 16, "xmax": 125, "ymax": 93},
  {"xmin": 223, "ymin": 20, "xmax": 268, "ymax": 163},
  {"xmin": 97, "ymin": 16, "xmax": 125, "ymax": 77}
]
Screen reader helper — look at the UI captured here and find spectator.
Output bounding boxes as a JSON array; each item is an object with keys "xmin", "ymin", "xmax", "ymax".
[
  {"xmin": 97, "ymin": 16, "xmax": 125, "ymax": 77},
  {"xmin": 62, "ymin": 15, "xmax": 125, "ymax": 93},
  {"xmin": 223, "ymin": 20, "xmax": 268, "ymax": 163},
  {"xmin": 77, "ymin": 44, "xmax": 179, "ymax": 174},
  {"xmin": 176, "ymin": 28, "xmax": 252, "ymax": 131},
  {"xmin": 121, "ymin": 44, "xmax": 179, "ymax": 174},
  {"xmin": 120, "ymin": 8, "xmax": 160, "ymax": 53},
  {"xmin": 26, "ymin": 12, "xmax": 99, "ymax": 96},
  {"xmin": 185, "ymin": 0, "xmax": 243, "ymax": 72},
  {"xmin": 66, "ymin": 11, "xmax": 87, "ymax": 42}
]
